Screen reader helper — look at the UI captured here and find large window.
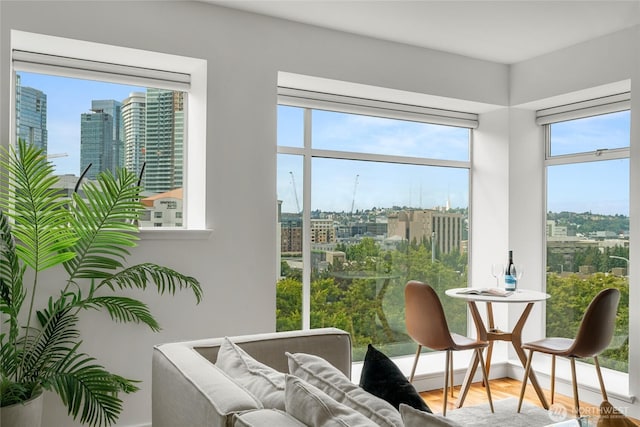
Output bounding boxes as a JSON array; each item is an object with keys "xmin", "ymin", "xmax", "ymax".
[
  {"xmin": 10, "ymin": 31, "xmax": 207, "ymax": 230},
  {"xmin": 542, "ymin": 98, "xmax": 630, "ymax": 373},
  {"xmin": 276, "ymin": 92, "xmax": 474, "ymax": 361}
]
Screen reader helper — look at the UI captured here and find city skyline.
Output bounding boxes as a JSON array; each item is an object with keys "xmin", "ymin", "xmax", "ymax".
[{"xmin": 17, "ymin": 72, "xmax": 630, "ymax": 217}]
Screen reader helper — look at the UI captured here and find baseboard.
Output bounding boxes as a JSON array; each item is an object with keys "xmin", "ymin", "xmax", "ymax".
[{"xmin": 411, "ymin": 361, "xmax": 509, "ymax": 393}]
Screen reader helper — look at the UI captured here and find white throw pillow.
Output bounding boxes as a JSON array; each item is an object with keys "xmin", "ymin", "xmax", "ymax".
[
  {"xmin": 215, "ymin": 337, "xmax": 285, "ymax": 410},
  {"xmin": 233, "ymin": 409, "xmax": 307, "ymax": 427},
  {"xmin": 285, "ymin": 375, "xmax": 379, "ymax": 427},
  {"xmin": 399, "ymin": 404, "xmax": 464, "ymax": 427},
  {"xmin": 287, "ymin": 352, "xmax": 403, "ymax": 427}
]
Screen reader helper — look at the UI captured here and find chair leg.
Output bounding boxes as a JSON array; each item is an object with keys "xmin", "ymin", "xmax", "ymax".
[
  {"xmin": 518, "ymin": 349, "xmax": 534, "ymax": 413},
  {"xmin": 476, "ymin": 348, "xmax": 494, "ymax": 413},
  {"xmin": 594, "ymin": 356, "xmax": 608, "ymax": 402},
  {"xmin": 551, "ymin": 355, "xmax": 556, "ymax": 404},
  {"xmin": 443, "ymin": 350, "xmax": 451, "ymax": 416},
  {"xmin": 450, "ymin": 352, "xmax": 454, "ymax": 397},
  {"xmin": 570, "ymin": 357, "xmax": 580, "ymax": 418},
  {"xmin": 409, "ymin": 345, "xmax": 422, "ymax": 382}
]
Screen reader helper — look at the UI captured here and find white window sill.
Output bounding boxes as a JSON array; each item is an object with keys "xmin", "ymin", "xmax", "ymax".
[{"xmin": 138, "ymin": 229, "xmax": 213, "ymax": 240}]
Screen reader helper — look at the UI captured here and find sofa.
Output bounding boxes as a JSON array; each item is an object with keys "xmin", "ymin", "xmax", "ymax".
[{"xmin": 152, "ymin": 328, "xmax": 353, "ymax": 427}]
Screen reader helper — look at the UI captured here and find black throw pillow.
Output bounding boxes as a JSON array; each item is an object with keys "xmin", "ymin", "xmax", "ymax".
[{"xmin": 359, "ymin": 344, "xmax": 432, "ymax": 413}]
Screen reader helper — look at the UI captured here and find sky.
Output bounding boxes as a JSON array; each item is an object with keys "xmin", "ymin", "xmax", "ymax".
[
  {"xmin": 18, "ymin": 72, "xmax": 144, "ymax": 175},
  {"xmin": 17, "ymin": 72, "xmax": 630, "ymax": 217}
]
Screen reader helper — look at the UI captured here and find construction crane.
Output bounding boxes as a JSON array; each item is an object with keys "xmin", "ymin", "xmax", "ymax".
[
  {"xmin": 350, "ymin": 174, "xmax": 359, "ymax": 216},
  {"xmin": 46, "ymin": 152, "xmax": 68, "ymax": 159},
  {"xmin": 289, "ymin": 171, "xmax": 301, "ymax": 214}
]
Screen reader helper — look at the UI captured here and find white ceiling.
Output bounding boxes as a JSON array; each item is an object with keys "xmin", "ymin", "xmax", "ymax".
[{"xmin": 206, "ymin": 0, "xmax": 640, "ymax": 64}]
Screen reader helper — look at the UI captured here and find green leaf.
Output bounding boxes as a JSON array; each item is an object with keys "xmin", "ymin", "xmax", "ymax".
[
  {"xmin": 65, "ymin": 168, "xmax": 143, "ymax": 281},
  {"xmin": 98, "ymin": 263, "xmax": 202, "ymax": 304},
  {"xmin": 83, "ymin": 296, "xmax": 160, "ymax": 331},
  {"xmin": 47, "ymin": 351, "xmax": 138, "ymax": 427},
  {"xmin": 0, "ymin": 140, "xmax": 77, "ymax": 272}
]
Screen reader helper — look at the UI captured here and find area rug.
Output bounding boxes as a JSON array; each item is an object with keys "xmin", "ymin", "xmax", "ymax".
[{"xmin": 445, "ymin": 397, "xmax": 572, "ymax": 426}]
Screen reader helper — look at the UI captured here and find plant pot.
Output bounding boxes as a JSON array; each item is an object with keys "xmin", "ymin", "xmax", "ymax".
[{"xmin": 0, "ymin": 392, "xmax": 43, "ymax": 427}]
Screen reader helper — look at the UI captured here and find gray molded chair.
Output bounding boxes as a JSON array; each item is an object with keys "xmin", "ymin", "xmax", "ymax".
[
  {"xmin": 517, "ymin": 288, "xmax": 620, "ymax": 417},
  {"xmin": 405, "ymin": 280, "xmax": 493, "ymax": 416}
]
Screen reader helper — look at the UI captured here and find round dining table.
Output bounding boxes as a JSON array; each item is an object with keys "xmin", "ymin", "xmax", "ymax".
[{"xmin": 445, "ymin": 287, "xmax": 551, "ymax": 409}]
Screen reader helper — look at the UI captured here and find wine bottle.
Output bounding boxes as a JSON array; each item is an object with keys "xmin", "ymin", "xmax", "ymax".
[{"xmin": 504, "ymin": 250, "xmax": 517, "ymax": 291}]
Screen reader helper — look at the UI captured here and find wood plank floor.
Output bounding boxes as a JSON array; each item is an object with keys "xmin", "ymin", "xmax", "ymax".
[{"xmin": 420, "ymin": 377, "xmax": 640, "ymax": 425}]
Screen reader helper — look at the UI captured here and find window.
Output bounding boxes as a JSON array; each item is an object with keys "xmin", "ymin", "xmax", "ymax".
[
  {"xmin": 276, "ymin": 88, "xmax": 474, "ymax": 361},
  {"xmin": 541, "ymin": 95, "xmax": 630, "ymax": 373},
  {"xmin": 10, "ymin": 30, "xmax": 207, "ymax": 231}
]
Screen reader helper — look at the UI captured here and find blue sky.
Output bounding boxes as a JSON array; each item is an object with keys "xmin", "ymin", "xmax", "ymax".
[{"xmin": 18, "ymin": 72, "xmax": 630, "ymax": 216}]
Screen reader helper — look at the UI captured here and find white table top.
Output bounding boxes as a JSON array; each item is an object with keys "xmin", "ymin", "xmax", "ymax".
[{"xmin": 445, "ymin": 287, "xmax": 550, "ymax": 303}]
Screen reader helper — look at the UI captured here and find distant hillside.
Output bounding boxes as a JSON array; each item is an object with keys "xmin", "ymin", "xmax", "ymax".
[{"xmin": 548, "ymin": 211, "xmax": 629, "ymax": 235}]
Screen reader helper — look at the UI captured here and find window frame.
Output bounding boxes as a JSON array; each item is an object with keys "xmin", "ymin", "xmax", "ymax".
[
  {"xmin": 277, "ymin": 90, "xmax": 475, "ymax": 330},
  {"xmin": 542, "ymin": 101, "xmax": 630, "ymax": 377},
  {"xmin": 10, "ymin": 30, "xmax": 209, "ymax": 235}
]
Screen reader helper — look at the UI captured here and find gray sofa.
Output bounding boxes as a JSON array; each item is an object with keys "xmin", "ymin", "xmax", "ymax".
[{"xmin": 152, "ymin": 327, "xmax": 352, "ymax": 427}]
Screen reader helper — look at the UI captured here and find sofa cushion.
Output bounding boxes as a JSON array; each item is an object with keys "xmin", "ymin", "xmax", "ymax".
[
  {"xmin": 284, "ymin": 375, "xmax": 378, "ymax": 426},
  {"xmin": 399, "ymin": 404, "xmax": 463, "ymax": 427},
  {"xmin": 359, "ymin": 344, "xmax": 432, "ymax": 413},
  {"xmin": 233, "ymin": 409, "xmax": 307, "ymax": 427},
  {"xmin": 215, "ymin": 337, "xmax": 286, "ymax": 410},
  {"xmin": 287, "ymin": 351, "xmax": 403, "ymax": 427}
]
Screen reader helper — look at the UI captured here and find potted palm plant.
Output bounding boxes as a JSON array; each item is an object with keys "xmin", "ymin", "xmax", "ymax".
[{"xmin": 0, "ymin": 140, "xmax": 202, "ymax": 426}]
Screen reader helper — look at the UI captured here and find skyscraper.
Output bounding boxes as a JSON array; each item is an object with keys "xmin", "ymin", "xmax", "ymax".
[
  {"xmin": 122, "ymin": 92, "xmax": 146, "ymax": 176},
  {"xmin": 91, "ymin": 99, "xmax": 122, "ymax": 171},
  {"xmin": 80, "ymin": 109, "xmax": 113, "ymax": 180},
  {"xmin": 144, "ymin": 88, "xmax": 184, "ymax": 193},
  {"xmin": 16, "ymin": 74, "xmax": 48, "ymax": 153}
]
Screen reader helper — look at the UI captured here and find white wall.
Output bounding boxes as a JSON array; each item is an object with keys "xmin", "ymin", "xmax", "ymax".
[{"xmin": 0, "ymin": 2, "xmax": 509, "ymax": 425}]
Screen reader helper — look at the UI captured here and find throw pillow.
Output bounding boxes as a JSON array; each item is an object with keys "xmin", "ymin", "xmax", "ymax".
[
  {"xmin": 359, "ymin": 344, "xmax": 432, "ymax": 413},
  {"xmin": 233, "ymin": 409, "xmax": 307, "ymax": 427},
  {"xmin": 597, "ymin": 400, "xmax": 636, "ymax": 427},
  {"xmin": 287, "ymin": 352, "xmax": 403, "ymax": 427},
  {"xmin": 284, "ymin": 375, "xmax": 379, "ymax": 427},
  {"xmin": 399, "ymin": 404, "xmax": 463, "ymax": 427},
  {"xmin": 215, "ymin": 337, "xmax": 285, "ymax": 410}
]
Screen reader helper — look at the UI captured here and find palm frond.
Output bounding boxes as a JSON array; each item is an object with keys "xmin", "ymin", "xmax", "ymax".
[
  {"xmin": 98, "ymin": 263, "xmax": 202, "ymax": 303},
  {"xmin": 0, "ymin": 140, "xmax": 76, "ymax": 272},
  {"xmin": 0, "ymin": 211, "xmax": 26, "ymax": 343},
  {"xmin": 46, "ymin": 350, "xmax": 139, "ymax": 427},
  {"xmin": 65, "ymin": 168, "xmax": 143, "ymax": 280},
  {"xmin": 82, "ymin": 296, "xmax": 160, "ymax": 331},
  {"xmin": 0, "ymin": 374, "xmax": 35, "ymax": 407},
  {"xmin": 19, "ymin": 298, "xmax": 81, "ymax": 383}
]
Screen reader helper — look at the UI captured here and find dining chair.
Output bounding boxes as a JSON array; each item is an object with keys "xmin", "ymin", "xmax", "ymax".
[
  {"xmin": 404, "ymin": 280, "xmax": 494, "ymax": 416},
  {"xmin": 517, "ymin": 288, "xmax": 620, "ymax": 417}
]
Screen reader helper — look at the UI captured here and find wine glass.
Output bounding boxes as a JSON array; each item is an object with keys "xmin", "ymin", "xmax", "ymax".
[
  {"xmin": 490, "ymin": 264, "xmax": 504, "ymax": 287},
  {"xmin": 515, "ymin": 264, "xmax": 524, "ymax": 289}
]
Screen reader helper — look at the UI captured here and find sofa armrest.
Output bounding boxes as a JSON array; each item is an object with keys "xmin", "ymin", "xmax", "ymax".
[
  {"xmin": 152, "ymin": 328, "xmax": 351, "ymax": 427},
  {"xmin": 152, "ymin": 343, "xmax": 262, "ymax": 427}
]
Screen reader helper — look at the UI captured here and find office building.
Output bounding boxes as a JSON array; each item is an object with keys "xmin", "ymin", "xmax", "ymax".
[
  {"xmin": 16, "ymin": 74, "xmax": 47, "ymax": 153},
  {"xmin": 144, "ymin": 88, "xmax": 184, "ymax": 193},
  {"xmin": 122, "ymin": 92, "xmax": 146, "ymax": 176},
  {"xmin": 80, "ymin": 109, "xmax": 113, "ymax": 180}
]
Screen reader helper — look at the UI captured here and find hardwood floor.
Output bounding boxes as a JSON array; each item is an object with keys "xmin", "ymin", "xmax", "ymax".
[{"xmin": 420, "ymin": 377, "xmax": 640, "ymax": 425}]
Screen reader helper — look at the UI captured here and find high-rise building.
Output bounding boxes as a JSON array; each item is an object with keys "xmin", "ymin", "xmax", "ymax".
[
  {"xmin": 16, "ymin": 74, "xmax": 48, "ymax": 153},
  {"xmin": 91, "ymin": 100, "xmax": 122, "ymax": 172},
  {"xmin": 122, "ymin": 92, "xmax": 146, "ymax": 176},
  {"xmin": 144, "ymin": 89, "xmax": 184, "ymax": 193},
  {"xmin": 80, "ymin": 110, "xmax": 113, "ymax": 180}
]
